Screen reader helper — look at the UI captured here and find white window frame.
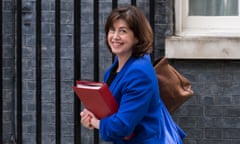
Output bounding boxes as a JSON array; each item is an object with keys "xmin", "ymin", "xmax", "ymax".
[
  {"xmin": 175, "ymin": 0, "xmax": 240, "ymax": 37},
  {"xmin": 166, "ymin": 0, "xmax": 240, "ymax": 59}
]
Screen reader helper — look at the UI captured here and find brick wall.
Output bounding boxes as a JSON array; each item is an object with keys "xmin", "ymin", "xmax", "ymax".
[
  {"xmin": 1, "ymin": 0, "xmax": 240, "ymax": 144},
  {"xmin": 2, "ymin": 0, "xmax": 15, "ymax": 143},
  {"xmin": 171, "ymin": 60, "xmax": 240, "ymax": 144}
]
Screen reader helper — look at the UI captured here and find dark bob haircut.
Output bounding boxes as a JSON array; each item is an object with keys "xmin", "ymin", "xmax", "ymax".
[{"xmin": 105, "ymin": 5, "xmax": 153, "ymax": 57}]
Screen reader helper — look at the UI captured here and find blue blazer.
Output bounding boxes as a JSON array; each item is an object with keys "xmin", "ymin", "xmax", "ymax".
[{"xmin": 99, "ymin": 54, "xmax": 186, "ymax": 144}]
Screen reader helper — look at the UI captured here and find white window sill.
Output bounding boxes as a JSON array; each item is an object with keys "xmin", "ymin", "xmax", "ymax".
[{"xmin": 165, "ymin": 36, "xmax": 240, "ymax": 59}]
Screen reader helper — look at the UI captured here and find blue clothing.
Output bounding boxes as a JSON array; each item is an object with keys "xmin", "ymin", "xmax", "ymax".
[{"xmin": 99, "ymin": 54, "xmax": 186, "ymax": 144}]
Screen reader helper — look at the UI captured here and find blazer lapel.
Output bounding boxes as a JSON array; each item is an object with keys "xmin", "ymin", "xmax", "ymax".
[{"xmin": 109, "ymin": 56, "xmax": 136, "ymax": 93}]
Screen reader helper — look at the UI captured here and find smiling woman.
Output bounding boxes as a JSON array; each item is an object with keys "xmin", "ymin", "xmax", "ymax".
[
  {"xmin": 80, "ymin": 5, "xmax": 186, "ymax": 144},
  {"xmin": 107, "ymin": 19, "xmax": 138, "ymax": 67},
  {"xmin": 104, "ymin": 5, "xmax": 153, "ymax": 57}
]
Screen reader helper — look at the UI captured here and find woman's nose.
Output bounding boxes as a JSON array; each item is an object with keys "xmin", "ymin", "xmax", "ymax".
[{"xmin": 112, "ymin": 32, "xmax": 120, "ymax": 39}]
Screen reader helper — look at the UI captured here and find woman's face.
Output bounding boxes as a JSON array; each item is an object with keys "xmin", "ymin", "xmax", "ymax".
[{"xmin": 107, "ymin": 19, "xmax": 138, "ymax": 58}]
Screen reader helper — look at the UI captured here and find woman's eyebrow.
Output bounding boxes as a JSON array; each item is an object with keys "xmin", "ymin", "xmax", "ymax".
[{"xmin": 119, "ymin": 26, "xmax": 130, "ymax": 30}]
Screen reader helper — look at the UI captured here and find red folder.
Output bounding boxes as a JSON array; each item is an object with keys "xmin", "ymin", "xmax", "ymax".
[
  {"xmin": 72, "ymin": 80, "xmax": 119, "ymax": 119},
  {"xmin": 73, "ymin": 80, "xmax": 134, "ymax": 140}
]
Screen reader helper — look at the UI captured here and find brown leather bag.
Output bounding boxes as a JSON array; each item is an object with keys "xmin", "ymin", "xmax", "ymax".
[{"xmin": 153, "ymin": 57, "xmax": 194, "ymax": 114}]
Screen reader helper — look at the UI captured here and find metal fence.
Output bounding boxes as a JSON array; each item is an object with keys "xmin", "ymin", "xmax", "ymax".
[
  {"xmin": 0, "ymin": 0, "xmax": 2, "ymax": 143},
  {"xmin": 0, "ymin": 0, "xmax": 157, "ymax": 144}
]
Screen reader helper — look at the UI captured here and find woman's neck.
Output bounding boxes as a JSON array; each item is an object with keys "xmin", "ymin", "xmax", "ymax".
[{"xmin": 117, "ymin": 54, "xmax": 131, "ymax": 72}]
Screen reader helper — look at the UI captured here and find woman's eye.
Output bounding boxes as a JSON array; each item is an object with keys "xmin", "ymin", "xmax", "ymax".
[{"xmin": 119, "ymin": 29, "xmax": 126, "ymax": 33}]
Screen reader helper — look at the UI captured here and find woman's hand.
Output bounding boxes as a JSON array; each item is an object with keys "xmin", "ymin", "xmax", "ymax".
[{"xmin": 80, "ymin": 109, "xmax": 100, "ymax": 130}]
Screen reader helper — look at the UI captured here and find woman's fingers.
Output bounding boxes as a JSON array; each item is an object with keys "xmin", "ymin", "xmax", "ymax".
[{"xmin": 80, "ymin": 110, "xmax": 94, "ymax": 129}]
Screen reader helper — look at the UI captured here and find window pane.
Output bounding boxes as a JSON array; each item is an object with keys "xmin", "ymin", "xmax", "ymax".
[{"xmin": 189, "ymin": 0, "xmax": 238, "ymax": 16}]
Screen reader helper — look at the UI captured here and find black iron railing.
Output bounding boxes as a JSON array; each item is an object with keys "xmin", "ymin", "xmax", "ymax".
[
  {"xmin": 16, "ymin": 0, "xmax": 23, "ymax": 144},
  {"xmin": 0, "ymin": 0, "xmax": 2, "ymax": 142},
  {"xmin": 36, "ymin": 0, "xmax": 42, "ymax": 143}
]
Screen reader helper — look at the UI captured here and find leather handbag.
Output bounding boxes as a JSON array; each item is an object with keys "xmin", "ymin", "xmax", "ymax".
[{"xmin": 153, "ymin": 57, "xmax": 194, "ymax": 114}]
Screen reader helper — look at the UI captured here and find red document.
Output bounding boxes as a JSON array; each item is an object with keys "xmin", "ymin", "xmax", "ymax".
[{"xmin": 72, "ymin": 80, "xmax": 119, "ymax": 119}]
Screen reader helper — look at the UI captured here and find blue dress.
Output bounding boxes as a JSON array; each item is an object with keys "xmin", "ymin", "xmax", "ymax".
[{"xmin": 99, "ymin": 54, "xmax": 186, "ymax": 144}]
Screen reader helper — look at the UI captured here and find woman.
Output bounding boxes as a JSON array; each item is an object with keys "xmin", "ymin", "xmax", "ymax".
[{"xmin": 80, "ymin": 5, "xmax": 186, "ymax": 144}]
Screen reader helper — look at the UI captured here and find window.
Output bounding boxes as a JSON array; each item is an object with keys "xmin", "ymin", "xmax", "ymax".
[
  {"xmin": 166, "ymin": 0, "xmax": 240, "ymax": 59},
  {"xmin": 175, "ymin": 0, "xmax": 240, "ymax": 36}
]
